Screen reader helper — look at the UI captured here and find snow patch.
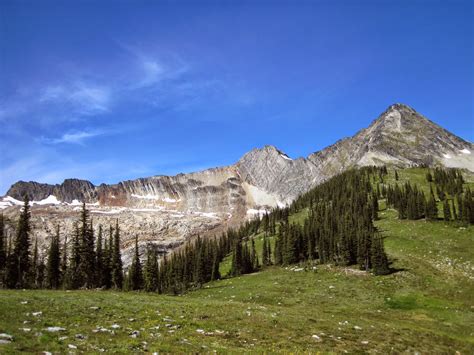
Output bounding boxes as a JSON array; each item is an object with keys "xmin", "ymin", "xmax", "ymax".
[
  {"xmin": 279, "ymin": 153, "xmax": 292, "ymax": 161},
  {"xmin": 4, "ymin": 196, "xmax": 23, "ymax": 205},
  {"xmin": 443, "ymin": 153, "xmax": 452, "ymax": 159},
  {"xmin": 247, "ymin": 208, "xmax": 269, "ymax": 218},
  {"xmin": 130, "ymin": 207, "xmax": 165, "ymax": 212},
  {"xmin": 197, "ymin": 212, "xmax": 219, "ymax": 219},
  {"xmin": 33, "ymin": 195, "xmax": 61, "ymax": 205},
  {"xmin": 91, "ymin": 209, "xmax": 124, "ymax": 214},
  {"xmin": 131, "ymin": 193, "xmax": 159, "ymax": 200},
  {"xmin": 69, "ymin": 199, "xmax": 82, "ymax": 206},
  {"xmin": 460, "ymin": 148, "xmax": 471, "ymax": 155},
  {"xmin": 162, "ymin": 197, "xmax": 180, "ymax": 203}
]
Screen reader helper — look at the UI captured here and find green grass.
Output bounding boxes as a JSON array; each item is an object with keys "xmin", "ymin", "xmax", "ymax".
[{"xmin": 1, "ymin": 168, "xmax": 473, "ymax": 353}]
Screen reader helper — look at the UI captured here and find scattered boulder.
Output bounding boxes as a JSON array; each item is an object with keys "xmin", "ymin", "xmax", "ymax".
[{"xmin": 45, "ymin": 327, "xmax": 66, "ymax": 332}]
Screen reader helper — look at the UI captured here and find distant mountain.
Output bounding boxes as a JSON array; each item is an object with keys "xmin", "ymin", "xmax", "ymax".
[{"xmin": 2, "ymin": 103, "xmax": 472, "ymax": 264}]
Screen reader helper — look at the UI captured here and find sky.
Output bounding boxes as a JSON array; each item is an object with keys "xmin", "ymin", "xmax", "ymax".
[{"xmin": 1, "ymin": 0, "xmax": 473, "ymax": 194}]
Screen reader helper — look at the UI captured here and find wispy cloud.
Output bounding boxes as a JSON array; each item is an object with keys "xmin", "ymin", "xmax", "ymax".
[
  {"xmin": 41, "ymin": 129, "xmax": 105, "ymax": 145},
  {"xmin": 40, "ymin": 82, "xmax": 112, "ymax": 116}
]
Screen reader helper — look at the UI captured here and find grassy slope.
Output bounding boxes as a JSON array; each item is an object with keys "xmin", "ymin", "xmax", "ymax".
[{"xmin": 0, "ymin": 169, "xmax": 473, "ymax": 353}]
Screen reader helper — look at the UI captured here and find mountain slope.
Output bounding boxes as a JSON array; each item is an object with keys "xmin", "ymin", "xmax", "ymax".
[
  {"xmin": 1, "ymin": 103, "xmax": 472, "ymax": 263},
  {"xmin": 1, "ymin": 168, "xmax": 473, "ymax": 353}
]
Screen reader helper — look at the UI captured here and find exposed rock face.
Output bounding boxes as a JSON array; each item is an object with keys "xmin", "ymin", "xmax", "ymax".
[
  {"xmin": 308, "ymin": 104, "xmax": 474, "ymax": 174},
  {"xmin": 2, "ymin": 103, "xmax": 473, "ymax": 264}
]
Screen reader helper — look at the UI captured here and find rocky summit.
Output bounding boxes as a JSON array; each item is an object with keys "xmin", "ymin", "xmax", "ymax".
[{"xmin": 1, "ymin": 104, "xmax": 473, "ymax": 265}]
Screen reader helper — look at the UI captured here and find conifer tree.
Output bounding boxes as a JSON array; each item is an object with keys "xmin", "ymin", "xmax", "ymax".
[
  {"xmin": 144, "ymin": 246, "xmax": 159, "ymax": 292},
  {"xmin": 11, "ymin": 196, "xmax": 32, "ymax": 288},
  {"xmin": 67, "ymin": 223, "xmax": 82, "ymax": 289},
  {"xmin": 35, "ymin": 257, "xmax": 45, "ymax": 289},
  {"xmin": 127, "ymin": 236, "xmax": 143, "ymax": 291},
  {"xmin": 78, "ymin": 203, "xmax": 96, "ymax": 288},
  {"xmin": 443, "ymin": 199, "xmax": 452, "ymax": 222},
  {"xmin": 100, "ymin": 226, "xmax": 113, "ymax": 289},
  {"xmin": 95, "ymin": 225, "xmax": 103, "ymax": 286},
  {"xmin": 60, "ymin": 233, "xmax": 68, "ymax": 288},
  {"xmin": 46, "ymin": 225, "xmax": 61, "ymax": 289},
  {"xmin": 230, "ymin": 238, "xmax": 243, "ymax": 276},
  {"xmin": 111, "ymin": 220, "xmax": 123, "ymax": 289},
  {"xmin": 31, "ymin": 238, "xmax": 39, "ymax": 287},
  {"xmin": 211, "ymin": 253, "xmax": 221, "ymax": 281},
  {"xmin": 262, "ymin": 235, "xmax": 270, "ymax": 266},
  {"xmin": 371, "ymin": 234, "xmax": 390, "ymax": 275}
]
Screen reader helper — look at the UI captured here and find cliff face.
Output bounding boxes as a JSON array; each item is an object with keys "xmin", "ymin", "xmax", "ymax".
[{"xmin": 2, "ymin": 103, "xmax": 473, "ymax": 265}]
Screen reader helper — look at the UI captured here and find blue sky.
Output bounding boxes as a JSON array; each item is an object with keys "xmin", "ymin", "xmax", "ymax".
[{"xmin": 1, "ymin": 0, "xmax": 473, "ymax": 194}]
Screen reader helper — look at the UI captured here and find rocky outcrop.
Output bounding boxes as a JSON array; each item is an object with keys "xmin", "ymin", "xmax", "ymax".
[{"xmin": 308, "ymin": 103, "xmax": 474, "ymax": 173}]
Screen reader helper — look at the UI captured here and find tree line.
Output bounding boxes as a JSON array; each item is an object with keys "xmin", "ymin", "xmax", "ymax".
[{"xmin": 2, "ymin": 166, "xmax": 470, "ymax": 293}]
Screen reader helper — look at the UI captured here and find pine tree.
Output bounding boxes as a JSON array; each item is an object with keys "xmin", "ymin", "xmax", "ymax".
[
  {"xmin": 35, "ymin": 257, "xmax": 45, "ymax": 289},
  {"xmin": 144, "ymin": 246, "xmax": 159, "ymax": 292},
  {"xmin": 371, "ymin": 234, "xmax": 390, "ymax": 275},
  {"xmin": 100, "ymin": 226, "xmax": 113, "ymax": 289},
  {"xmin": 111, "ymin": 220, "xmax": 123, "ymax": 289},
  {"xmin": 46, "ymin": 225, "xmax": 61, "ymax": 289},
  {"xmin": 66, "ymin": 223, "xmax": 82, "ymax": 289},
  {"xmin": 426, "ymin": 171, "xmax": 433, "ymax": 183},
  {"xmin": 95, "ymin": 225, "xmax": 103, "ymax": 287},
  {"xmin": 443, "ymin": 199, "xmax": 452, "ymax": 222},
  {"xmin": 210, "ymin": 253, "xmax": 221, "ymax": 281},
  {"xmin": 262, "ymin": 235, "xmax": 270, "ymax": 266},
  {"xmin": 425, "ymin": 195, "xmax": 438, "ymax": 221},
  {"xmin": 11, "ymin": 196, "xmax": 32, "ymax": 288},
  {"xmin": 60, "ymin": 232, "xmax": 68, "ymax": 288},
  {"xmin": 230, "ymin": 238, "xmax": 243, "ymax": 276},
  {"xmin": 127, "ymin": 236, "xmax": 143, "ymax": 291},
  {"xmin": 31, "ymin": 238, "xmax": 38, "ymax": 287},
  {"xmin": 78, "ymin": 203, "xmax": 96, "ymax": 288},
  {"xmin": 395, "ymin": 170, "xmax": 399, "ymax": 181},
  {"xmin": 250, "ymin": 238, "xmax": 258, "ymax": 270}
]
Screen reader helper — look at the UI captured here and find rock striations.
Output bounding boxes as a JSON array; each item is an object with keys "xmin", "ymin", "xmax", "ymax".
[{"xmin": 2, "ymin": 104, "xmax": 473, "ymax": 264}]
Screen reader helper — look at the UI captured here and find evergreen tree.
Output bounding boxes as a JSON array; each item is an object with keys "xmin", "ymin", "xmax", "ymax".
[
  {"xmin": 443, "ymin": 199, "xmax": 452, "ymax": 222},
  {"xmin": 35, "ymin": 257, "xmax": 45, "ymax": 289},
  {"xmin": 95, "ymin": 225, "xmax": 103, "ymax": 287},
  {"xmin": 111, "ymin": 220, "xmax": 123, "ymax": 289},
  {"xmin": 11, "ymin": 196, "xmax": 32, "ymax": 288},
  {"xmin": 127, "ymin": 236, "xmax": 143, "ymax": 291},
  {"xmin": 78, "ymin": 203, "xmax": 96, "ymax": 288},
  {"xmin": 262, "ymin": 235, "xmax": 270, "ymax": 266},
  {"xmin": 46, "ymin": 225, "xmax": 61, "ymax": 289},
  {"xmin": 211, "ymin": 253, "xmax": 221, "ymax": 281},
  {"xmin": 144, "ymin": 246, "xmax": 159, "ymax": 292},
  {"xmin": 230, "ymin": 238, "xmax": 243, "ymax": 276},
  {"xmin": 60, "ymin": 233, "xmax": 68, "ymax": 288},
  {"xmin": 425, "ymin": 195, "xmax": 438, "ymax": 221},
  {"xmin": 67, "ymin": 223, "xmax": 82, "ymax": 289},
  {"xmin": 31, "ymin": 238, "xmax": 38, "ymax": 287},
  {"xmin": 371, "ymin": 234, "xmax": 390, "ymax": 275},
  {"xmin": 100, "ymin": 226, "xmax": 113, "ymax": 289}
]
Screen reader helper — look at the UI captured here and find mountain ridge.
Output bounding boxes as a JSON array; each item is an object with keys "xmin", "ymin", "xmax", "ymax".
[
  {"xmin": 6, "ymin": 103, "xmax": 471, "ymax": 206},
  {"xmin": 1, "ymin": 103, "xmax": 472, "ymax": 264}
]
